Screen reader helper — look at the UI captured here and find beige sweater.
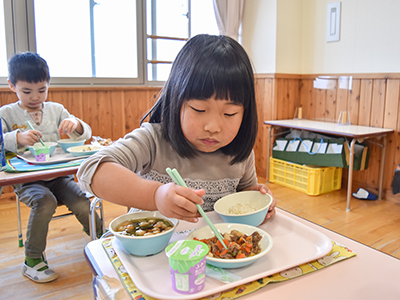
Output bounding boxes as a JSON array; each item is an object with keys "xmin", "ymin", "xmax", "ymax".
[{"xmin": 77, "ymin": 123, "xmax": 257, "ymax": 212}]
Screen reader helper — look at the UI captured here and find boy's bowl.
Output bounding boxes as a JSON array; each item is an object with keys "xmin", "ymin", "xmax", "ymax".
[
  {"xmin": 214, "ymin": 191, "xmax": 273, "ymax": 227},
  {"xmin": 186, "ymin": 223, "xmax": 273, "ymax": 268},
  {"xmin": 67, "ymin": 145, "xmax": 102, "ymax": 157},
  {"xmin": 27, "ymin": 142, "xmax": 57, "ymax": 156},
  {"xmin": 109, "ymin": 211, "xmax": 178, "ymax": 256},
  {"xmin": 57, "ymin": 139, "xmax": 86, "ymax": 153}
]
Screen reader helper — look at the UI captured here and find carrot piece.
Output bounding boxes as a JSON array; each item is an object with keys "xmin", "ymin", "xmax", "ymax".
[
  {"xmin": 244, "ymin": 246, "xmax": 252, "ymax": 253},
  {"xmin": 217, "ymin": 240, "xmax": 223, "ymax": 250},
  {"xmin": 217, "ymin": 238, "xmax": 230, "ymax": 250},
  {"xmin": 236, "ymin": 252, "xmax": 246, "ymax": 259},
  {"xmin": 229, "ymin": 242, "xmax": 238, "ymax": 247},
  {"xmin": 220, "ymin": 249, "xmax": 228, "ymax": 256}
]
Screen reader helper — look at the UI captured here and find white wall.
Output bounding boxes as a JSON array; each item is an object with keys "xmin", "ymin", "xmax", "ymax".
[
  {"xmin": 275, "ymin": 0, "xmax": 303, "ymax": 73},
  {"xmin": 242, "ymin": 0, "xmax": 400, "ymax": 74},
  {"xmin": 242, "ymin": 0, "xmax": 277, "ymax": 73}
]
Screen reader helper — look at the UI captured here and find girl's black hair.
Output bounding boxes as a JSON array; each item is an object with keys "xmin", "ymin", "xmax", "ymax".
[
  {"xmin": 8, "ymin": 52, "xmax": 50, "ymax": 85},
  {"xmin": 142, "ymin": 34, "xmax": 257, "ymax": 164}
]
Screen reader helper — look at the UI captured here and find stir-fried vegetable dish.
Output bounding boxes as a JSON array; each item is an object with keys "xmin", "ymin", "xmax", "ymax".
[
  {"xmin": 193, "ymin": 230, "xmax": 262, "ymax": 259},
  {"xmin": 115, "ymin": 217, "xmax": 174, "ymax": 236}
]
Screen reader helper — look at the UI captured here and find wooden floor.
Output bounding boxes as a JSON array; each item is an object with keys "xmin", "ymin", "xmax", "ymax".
[{"xmin": 0, "ymin": 182, "xmax": 399, "ymax": 299}]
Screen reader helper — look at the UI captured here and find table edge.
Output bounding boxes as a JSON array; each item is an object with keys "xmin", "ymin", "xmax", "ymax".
[
  {"xmin": 0, "ymin": 166, "xmax": 79, "ymax": 186},
  {"xmin": 264, "ymin": 119, "xmax": 394, "ymax": 139}
]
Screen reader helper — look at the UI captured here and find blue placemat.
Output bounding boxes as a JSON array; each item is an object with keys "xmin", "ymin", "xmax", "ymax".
[{"xmin": 5, "ymin": 156, "xmax": 84, "ymax": 173}]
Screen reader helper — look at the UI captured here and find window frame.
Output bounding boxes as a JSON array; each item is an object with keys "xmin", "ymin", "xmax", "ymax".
[{"xmin": 1, "ymin": 0, "xmax": 171, "ymax": 87}]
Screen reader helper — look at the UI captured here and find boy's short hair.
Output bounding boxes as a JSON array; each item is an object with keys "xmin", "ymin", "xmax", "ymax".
[
  {"xmin": 144, "ymin": 34, "xmax": 257, "ymax": 164},
  {"xmin": 8, "ymin": 52, "xmax": 50, "ymax": 85}
]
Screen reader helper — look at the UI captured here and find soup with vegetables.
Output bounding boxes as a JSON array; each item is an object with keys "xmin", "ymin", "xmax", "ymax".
[{"xmin": 115, "ymin": 218, "xmax": 174, "ymax": 237}]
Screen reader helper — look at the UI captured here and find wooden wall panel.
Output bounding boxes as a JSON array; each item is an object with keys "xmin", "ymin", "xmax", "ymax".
[
  {"xmin": 314, "ymin": 87, "xmax": 327, "ymax": 121},
  {"xmin": 325, "ymin": 80, "xmax": 337, "ymax": 122},
  {"xmin": 299, "ymin": 79, "xmax": 314, "ymax": 120},
  {"xmin": 274, "ymin": 79, "xmax": 300, "ymax": 120},
  {"xmin": 349, "ymin": 79, "xmax": 361, "ymax": 125},
  {"xmin": 336, "ymin": 84, "xmax": 349, "ymax": 121},
  {"xmin": 275, "ymin": 79, "xmax": 288, "ymax": 119},
  {"xmin": 370, "ymin": 80, "xmax": 386, "ymax": 128},
  {"xmin": 0, "ymin": 90, "xmax": 18, "ymax": 105},
  {"xmin": 359, "ymin": 79, "xmax": 373, "ymax": 126},
  {"xmin": 384, "ymin": 80, "xmax": 400, "ymax": 129},
  {"xmin": 254, "ymin": 76, "xmax": 275, "ymax": 178},
  {"xmin": 124, "ymin": 90, "xmax": 140, "ymax": 134}
]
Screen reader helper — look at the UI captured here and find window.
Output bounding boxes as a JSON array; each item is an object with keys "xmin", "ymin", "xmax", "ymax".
[
  {"xmin": 0, "ymin": 0, "xmax": 7, "ymax": 77},
  {"xmin": 146, "ymin": 0, "xmax": 218, "ymax": 81},
  {"xmin": 0, "ymin": 0, "xmax": 218, "ymax": 86}
]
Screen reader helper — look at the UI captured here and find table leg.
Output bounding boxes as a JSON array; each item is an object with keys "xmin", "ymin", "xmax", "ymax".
[
  {"xmin": 378, "ymin": 136, "xmax": 387, "ymax": 200},
  {"xmin": 16, "ymin": 194, "xmax": 23, "ymax": 247},
  {"xmin": 266, "ymin": 126, "xmax": 273, "ymax": 182},
  {"xmin": 346, "ymin": 139, "xmax": 356, "ymax": 212}
]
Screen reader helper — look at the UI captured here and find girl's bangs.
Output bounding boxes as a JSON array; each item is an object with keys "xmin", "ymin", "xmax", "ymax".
[{"xmin": 182, "ymin": 58, "xmax": 250, "ymax": 105}]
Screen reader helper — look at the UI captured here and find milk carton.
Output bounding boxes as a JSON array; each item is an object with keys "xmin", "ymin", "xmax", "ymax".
[{"xmin": 165, "ymin": 240, "xmax": 208, "ymax": 294}]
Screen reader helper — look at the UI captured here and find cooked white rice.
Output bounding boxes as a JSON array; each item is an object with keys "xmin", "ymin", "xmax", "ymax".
[{"xmin": 228, "ymin": 203, "xmax": 257, "ymax": 214}]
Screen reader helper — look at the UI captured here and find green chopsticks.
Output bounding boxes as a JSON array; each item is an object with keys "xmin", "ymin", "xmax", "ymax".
[
  {"xmin": 25, "ymin": 120, "xmax": 45, "ymax": 146},
  {"xmin": 166, "ymin": 167, "xmax": 228, "ymax": 250}
]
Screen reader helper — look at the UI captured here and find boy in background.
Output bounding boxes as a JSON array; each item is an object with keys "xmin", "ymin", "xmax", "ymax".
[{"xmin": 0, "ymin": 52, "xmax": 102, "ymax": 283}]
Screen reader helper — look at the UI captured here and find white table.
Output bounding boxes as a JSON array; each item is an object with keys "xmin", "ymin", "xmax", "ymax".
[
  {"xmin": 264, "ymin": 119, "xmax": 394, "ymax": 211},
  {"xmin": 84, "ymin": 208, "xmax": 400, "ymax": 299}
]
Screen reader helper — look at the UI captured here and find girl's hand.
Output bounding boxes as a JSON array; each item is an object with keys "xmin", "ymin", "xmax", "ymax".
[
  {"xmin": 58, "ymin": 118, "xmax": 80, "ymax": 135},
  {"xmin": 154, "ymin": 183, "xmax": 204, "ymax": 223},
  {"xmin": 17, "ymin": 130, "xmax": 43, "ymax": 146},
  {"xmin": 243, "ymin": 183, "xmax": 276, "ymax": 221}
]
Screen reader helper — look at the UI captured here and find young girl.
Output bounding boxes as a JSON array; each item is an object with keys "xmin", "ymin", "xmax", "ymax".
[{"xmin": 78, "ymin": 34, "xmax": 276, "ymax": 223}]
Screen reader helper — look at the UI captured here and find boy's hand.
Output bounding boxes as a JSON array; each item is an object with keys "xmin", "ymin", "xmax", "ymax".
[
  {"xmin": 154, "ymin": 183, "xmax": 204, "ymax": 223},
  {"xmin": 58, "ymin": 118, "xmax": 79, "ymax": 135},
  {"xmin": 17, "ymin": 130, "xmax": 43, "ymax": 146},
  {"xmin": 243, "ymin": 183, "xmax": 276, "ymax": 221}
]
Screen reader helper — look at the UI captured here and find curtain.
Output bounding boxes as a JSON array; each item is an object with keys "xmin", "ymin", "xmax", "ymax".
[{"xmin": 212, "ymin": 0, "xmax": 244, "ymax": 41}]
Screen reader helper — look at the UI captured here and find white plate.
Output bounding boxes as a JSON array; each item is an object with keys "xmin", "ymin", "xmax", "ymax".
[
  {"xmin": 112, "ymin": 210, "xmax": 333, "ymax": 300},
  {"xmin": 186, "ymin": 223, "xmax": 273, "ymax": 268},
  {"xmin": 67, "ymin": 145, "xmax": 101, "ymax": 157},
  {"xmin": 18, "ymin": 147, "xmax": 90, "ymax": 165}
]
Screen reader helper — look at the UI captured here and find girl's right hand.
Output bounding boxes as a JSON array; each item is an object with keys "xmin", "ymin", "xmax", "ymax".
[
  {"xmin": 17, "ymin": 130, "xmax": 43, "ymax": 146},
  {"xmin": 154, "ymin": 183, "xmax": 204, "ymax": 223}
]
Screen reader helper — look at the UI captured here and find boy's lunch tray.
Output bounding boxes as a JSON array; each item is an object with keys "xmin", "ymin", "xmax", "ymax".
[
  {"xmin": 17, "ymin": 147, "xmax": 91, "ymax": 165},
  {"xmin": 112, "ymin": 210, "xmax": 333, "ymax": 300}
]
